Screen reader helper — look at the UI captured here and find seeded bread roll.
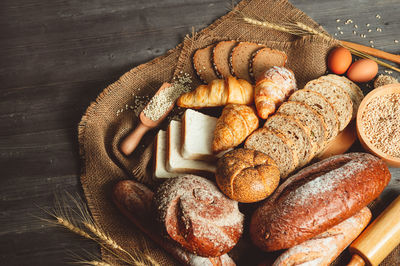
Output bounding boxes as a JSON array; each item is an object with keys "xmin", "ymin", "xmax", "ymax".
[
  {"xmin": 212, "ymin": 40, "xmax": 237, "ymax": 78},
  {"xmin": 216, "ymin": 148, "xmax": 280, "ymax": 203},
  {"xmin": 289, "ymin": 89, "xmax": 339, "ymax": 142},
  {"xmin": 153, "ymin": 175, "xmax": 244, "ymax": 257},
  {"xmin": 250, "ymin": 153, "xmax": 391, "ymax": 252},
  {"xmin": 304, "ymin": 79, "xmax": 353, "ymax": 131},
  {"xmin": 264, "ymin": 114, "xmax": 313, "ymax": 166},
  {"xmin": 277, "ymin": 101, "xmax": 327, "ymax": 154},
  {"xmin": 245, "ymin": 128, "xmax": 298, "ymax": 178},
  {"xmin": 229, "ymin": 42, "xmax": 265, "ymax": 82},
  {"xmin": 250, "ymin": 47, "xmax": 287, "ymax": 81},
  {"xmin": 193, "ymin": 44, "xmax": 219, "ymax": 83}
]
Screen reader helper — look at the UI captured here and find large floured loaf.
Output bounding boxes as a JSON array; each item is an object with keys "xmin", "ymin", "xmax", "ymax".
[{"xmin": 250, "ymin": 152, "xmax": 391, "ymax": 252}]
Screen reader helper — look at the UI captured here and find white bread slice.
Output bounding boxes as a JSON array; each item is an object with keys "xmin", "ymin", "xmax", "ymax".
[
  {"xmin": 167, "ymin": 120, "xmax": 216, "ymax": 174},
  {"xmin": 153, "ymin": 130, "xmax": 180, "ymax": 179},
  {"xmin": 181, "ymin": 109, "xmax": 218, "ymax": 161}
]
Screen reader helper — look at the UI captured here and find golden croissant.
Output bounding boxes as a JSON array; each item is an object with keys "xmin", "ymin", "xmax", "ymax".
[
  {"xmin": 255, "ymin": 66, "xmax": 297, "ymax": 119},
  {"xmin": 177, "ymin": 76, "xmax": 253, "ymax": 108},
  {"xmin": 212, "ymin": 104, "xmax": 259, "ymax": 153}
]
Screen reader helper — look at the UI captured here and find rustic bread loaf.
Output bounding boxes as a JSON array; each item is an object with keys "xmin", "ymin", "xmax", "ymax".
[
  {"xmin": 249, "ymin": 47, "xmax": 287, "ymax": 81},
  {"xmin": 304, "ymin": 79, "xmax": 353, "ymax": 131},
  {"xmin": 250, "ymin": 153, "xmax": 391, "ymax": 252},
  {"xmin": 264, "ymin": 114, "xmax": 313, "ymax": 166},
  {"xmin": 277, "ymin": 101, "xmax": 327, "ymax": 154},
  {"xmin": 212, "ymin": 40, "xmax": 237, "ymax": 78},
  {"xmin": 193, "ymin": 44, "xmax": 219, "ymax": 83},
  {"xmin": 272, "ymin": 207, "xmax": 371, "ymax": 266},
  {"xmin": 245, "ymin": 128, "xmax": 298, "ymax": 178},
  {"xmin": 289, "ymin": 89, "xmax": 339, "ymax": 141},
  {"xmin": 212, "ymin": 104, "xmax": 259, "ymax": 154},
  {"xmin": 153, "ymin": 175, "xmax": 244, "ymax": 257},
  {"xmin": 229, "ymin": 42, "xmax": 265, "ymax": 82},
  {"xmin": 216, "ymin": 148, "xmax": 280, "ymax": 203}
]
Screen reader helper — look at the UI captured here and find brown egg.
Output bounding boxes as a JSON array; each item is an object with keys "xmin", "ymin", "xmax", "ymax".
[
  {"xmin": 327, "ymin": 47, "xmax": 352, "ymax": 74},
  {"xmin": 347, "ymin": 59, "xmax": 378, "ymax": 83}
]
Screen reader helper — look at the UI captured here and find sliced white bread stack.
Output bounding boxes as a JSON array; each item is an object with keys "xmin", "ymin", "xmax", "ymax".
[
  {"xmin": 245, "ymin": 74, "xmax": 363, "ymax": 178},
  {"xmin": 153, "ymin": 109, "xmax": 218, "ymax": 178}
]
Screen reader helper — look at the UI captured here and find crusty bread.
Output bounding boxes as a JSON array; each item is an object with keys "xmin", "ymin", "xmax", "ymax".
[
  {"xmin": 153, "ymin": 130, "xmax": 180, "ymax": 179},
  {"xmin": 250, "ymin": 47, "xmax": 287, "ymax": 81},
  {"xmin": 289, "ymin": 89, "xmax": 339, "ymax": 142},
  {"xmin": 216, "ymin": 148, "xmax": 280, "ymax": 203},
  {"xmin": 304, "ymin": 79, "xmax": 353, "ymax": 131},
  {"xmin": 193, "ymin": 44, "xmax": 219, "ymax": 83},
  {"xmin": 277, "ymin": 101, "xmax": 327, "ymax": 154},
  {"xmin": 229, "ymin": 42, "xmax": 265, "ymax": 82},
  {"xmin": 181, "ymin": 109, "xmax": 217, "ymax": 161},
  {"xmin": 212, "ymin": 40, "xmax": 237, "ymax": 78},
  {"xmin": 319, "ymin": 74, "xmax": 364, "ymax": 119},
  {"xmin": 264, "ymin": 114, "xmax": 313, "ymax": 166},
  {"xmin": 166, "ymin": 120, "xmax": 216, "ymax": 174},
  {"xmin": 245, "ymin": 128, "xmax": 298, "ymax": 178}
]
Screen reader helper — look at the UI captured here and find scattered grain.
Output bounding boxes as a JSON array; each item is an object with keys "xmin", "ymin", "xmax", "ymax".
[
  {"xmin": 366, "ymin": 23, "xmax": 370, "ymax": 27},
  {"xmin": 340, "ymin": 31, "xmax": 344, "ymax": 35},
  {"xmin": 336, "ymin": 19, "xmax": 341, "ymax": 23},
  {"xmin": 377, "ymin": 27, "xmax": 382, "ymax": 32},
  {"xmin": 376, "ymin": 14, "xmax": 381, "ymax": 19},
  {"xmin": 368, "ymin": 29, "xmax": 372, "ymax": 32},
  {"xmin": 374, "ymin": 74, "xmax": 399, "ymax": 88},
  {"xmin": 354, "ymin": 24, "xmax": 358, "ymax": 29},
  {"xmin": 353, "ymin": 30, "xmax": 357, "ymax": 35},
  {"xmin": 395, "ymin": 40, "xmax": 399, "ymax": 44},
  {"xmin": 345, "ymin": 19, "xmax": 353, "ymax": 24},
  {"xmin": 337, "ymin": 26, "xmax": 341, "ymax": 30}
]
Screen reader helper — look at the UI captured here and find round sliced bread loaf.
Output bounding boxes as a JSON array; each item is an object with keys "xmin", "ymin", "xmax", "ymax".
[
  {"xmin": 229, "ymin": 42, "xmax": 265, "ymax": 82},
  {"xmin": 320, "ymin": 74, "xmax": 364, "ymax": 119},
  {"xmin": 193, "ymin": 44, "xmax": 219, "ymax": 83},
  {"xmin": 289, "ymin": 89, "xmax": 339, "ymax": 142},
  {"xmin": 264, "ymin": 114, "xmax": 313, "ymax": 167},
  {"xmin": 249, "ymin": 47, "xmax": 287, "ymax": 81},
  {"xmin": 277, "ymin": 101, "xmax": 327, "ymax": 155},
  {"xmin": 212, "ymin": 40, "xmax": 237, "ymax": 78},
  {"xmin": 245, "ymin": 128, "xmax": 298, "ymax": 178},
  {"xmin": 304, "ymin": 79, "xmax": 353, "ymax": 131}
]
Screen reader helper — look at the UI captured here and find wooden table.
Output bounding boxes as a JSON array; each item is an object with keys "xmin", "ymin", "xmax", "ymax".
[{"xmin": 1, "ymin": 0, "xmax": 399, "ymax": 265}]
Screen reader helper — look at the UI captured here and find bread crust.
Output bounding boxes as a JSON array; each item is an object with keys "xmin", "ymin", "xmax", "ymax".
[{"xmin": 250, "ymin": 153, "xmax": 390, "ymax": 252}]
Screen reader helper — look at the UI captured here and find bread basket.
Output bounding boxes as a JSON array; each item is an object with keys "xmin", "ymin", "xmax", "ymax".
[{"xmin": 356, "ymin": 83, "xmax": 400, "ymax": 167}]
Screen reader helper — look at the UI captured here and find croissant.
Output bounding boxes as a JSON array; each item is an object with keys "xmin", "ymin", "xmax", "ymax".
[
  {"xmin": 177, "ymin": 76, "xmax": 253, "ymax": 108},
  {"xmin": 255, "ymin": 66, "xmax": 297, "ymax": 119},
  {"xmin": 212, "ymin": 104, "xmax": 259, "ymax": 153}
]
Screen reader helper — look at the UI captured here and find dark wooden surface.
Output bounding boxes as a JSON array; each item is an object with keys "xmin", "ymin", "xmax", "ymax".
[{"xmin": 1, "ymin": 0, "xmax": 399, "ymax": 265}]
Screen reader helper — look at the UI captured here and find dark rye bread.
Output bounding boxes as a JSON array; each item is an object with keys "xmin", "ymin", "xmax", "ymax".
[
  {"xmin": 229, "ymin": 42, "xmax": 265, "ymax": 82},
  {"xmin": 278, "ymin": 101, "xmax": 327, "ymax": 154},
  {"xmin": 289, "ymin": 89, "xmax": 339, "ymax": 142},
  {"xmin": 193, "ymin": 44, "xmax": 219, "ymax": 84},
  {"xmin": 319, "ymin": 74, "xmax": 364, "ymax": 119},
  {"xmin": 249, "ymin": 47, "xmax": 287, "ymax": 81},
  {"xmin": 304, "ymin": 79, "xmax": 353, "ymax": 131},
  {"xmin": 212, "ymin": 40, "xmax": 237, "ymax": 78},
  {"xmin": 245, "ymin": 128, "xmax": 298, "ymax": 178},
  {"xmin": 264, "ymin": 114, "xmax": 313, "ymax": 167}
]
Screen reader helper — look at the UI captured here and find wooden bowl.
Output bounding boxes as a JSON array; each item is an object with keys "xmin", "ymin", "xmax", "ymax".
[{"xmin": 356, "ymin": 83, "xmax": 400, "ymax": 167}]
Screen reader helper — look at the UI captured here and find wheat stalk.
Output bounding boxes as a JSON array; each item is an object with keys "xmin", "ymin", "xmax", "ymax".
[{"xmin": 74, "ymin": 261, "xmax": 111, "ymax": 266}]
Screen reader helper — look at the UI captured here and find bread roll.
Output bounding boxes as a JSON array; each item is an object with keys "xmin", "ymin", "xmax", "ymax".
[
  {"xmin": 153, "ymin": 175, "xmax": 244, "ymax": 257},
  {"xmin": 250, "ymin": 153, "xmax": 390, "ymax": 252},
  {"xmin": 216, "ymin": 148, "xmax": 280, "ymax": 203},
  {"xmin": 212, "ymin": 104, "xmax": 259, "ymax": 154}
]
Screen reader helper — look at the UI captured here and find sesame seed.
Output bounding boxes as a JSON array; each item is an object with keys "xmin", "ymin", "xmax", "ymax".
[
  {"xmin": 334, "ymin": 33, "xmax": 338, "ymax": 36},
  {"xmin": 376, "ymin": 14, "xmax": 381, "ymax": 19},
  {"xmin": 369, "ymin": 40, "xmax": 374, "ymax": 44},
  {"xmin": 340, "ymin": 31, "xmax": 344, "ymax": 34},
  {"xmin": 370, "ymin": 45, "xmax": 374, "ymax": 48},
  {"xmin": 366, "ymin": 23, "xmax": 370, "ymax": 27},
  {"xmin": 354, "ymin": 24, "xmax": 358, "ymax": 28},
  {"xmin": 395, "ymin": 40, "xmax": 399, "ymax": 43},
  {"xmin": 384, "ymin": 70, "xmax": 393, "ymax": 74},
  {"xmin": 377, "ymin": 28, "xmax": 382, "ymax": 32},
  {"xmin": 345, "ymin": 19, "xmax": 353, "ymax": 24},
  {"xmin": 368, "ymin": 29, "xmax": 372, "ymax": 32},
  {"xmin": 336, "ymin": 19, "xmax": 341, "ymax": 23},
  {"xmin": 353, "ymin": 30, "xmax": 357, "ymax": 35},
  {"xmin": 337, "ymin": 26, "xmax": 341, "ymax": 30}
]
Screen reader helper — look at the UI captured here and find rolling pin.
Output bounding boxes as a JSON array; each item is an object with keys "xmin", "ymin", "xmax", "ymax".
[{"xmin": 348, "ymin": 195, "xmax": 400, "ymax": 266}]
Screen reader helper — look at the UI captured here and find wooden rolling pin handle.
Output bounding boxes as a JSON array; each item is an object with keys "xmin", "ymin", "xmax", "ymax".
[
  {"xmin": 120, "ymin": 122, "xmax": 150, "ymax": 156},
  {"xmin": 348, "ymin": 254, "xmax": 366, "ymax": 266}
]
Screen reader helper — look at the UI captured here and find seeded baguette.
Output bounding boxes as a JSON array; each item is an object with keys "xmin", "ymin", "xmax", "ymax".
[
  {"xmin": 229, "ymin": 42, "xmax": 265, "ymax": 82},
  {"xmin": 193, "ymin": 44, "xmax": 219, "ymax": 84},
  {"xmin": 212, "ymin": 40, "xmax": 237, "ymax": 78}
]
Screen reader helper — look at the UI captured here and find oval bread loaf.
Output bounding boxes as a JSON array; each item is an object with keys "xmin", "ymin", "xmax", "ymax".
[
  {"xmin": 216, "ymin": 148, "xmax": 280, "ymax": 203},
  {"xmin": 250, "ymin": 152, "xmax": 391, "ymax": 252}
]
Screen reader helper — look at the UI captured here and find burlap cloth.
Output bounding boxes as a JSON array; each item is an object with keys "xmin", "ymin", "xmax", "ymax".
[{"xmin": 78, "ymin": 0, "xmax": 399, "ymax": 265}]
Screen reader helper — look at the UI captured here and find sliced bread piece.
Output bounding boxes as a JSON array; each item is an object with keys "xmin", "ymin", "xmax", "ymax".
[
  {"xmin": 212, "ymin": 40, "xmax": 237, "ymax": 78},
  {"xmin": 249, "ymin": 47, "xmax": 287, "ymax": 81},
  {"xmin": 193, "ymin": 44, "xmax": 219, "ymax": 84},
  {"xmin": 167, "ymin": 120, "xmax": 216, "ymax": 174},
  {"xmin": 264, "ymin": 113, "xmax": 313, "ymax": 166},
  {"xmin": 245, "ymin": 128, "xmax": 298, "ymax": 178},
  {"xmin": 153, "ymin": 130, "xmax": 180, "ymax": 179},
  {"xmin": 289, "ymin": 89, "xmax": 339, "ymax": 142},
  {"xmin": 321, "ymin": 74, "xmax": 364, "ymax": 119},
  {"xmin": 277, "ymin": 101, "xmax": 327, "ymax": 154},
  {"xmin": 181, "ymin": 109, "xmax": 218, "ymax": 161},
  {"xmin": 229, "ymin": 42, "xmax": 265, "ymax": 82},
  {"xmin": 304, "ymin": 79, "xmax": 353, "ymax": 131}
]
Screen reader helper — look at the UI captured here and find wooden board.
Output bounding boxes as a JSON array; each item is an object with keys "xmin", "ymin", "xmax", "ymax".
[{"xmin": 1, "ymin": 0, "xmax": 399, "ymax": 265}]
